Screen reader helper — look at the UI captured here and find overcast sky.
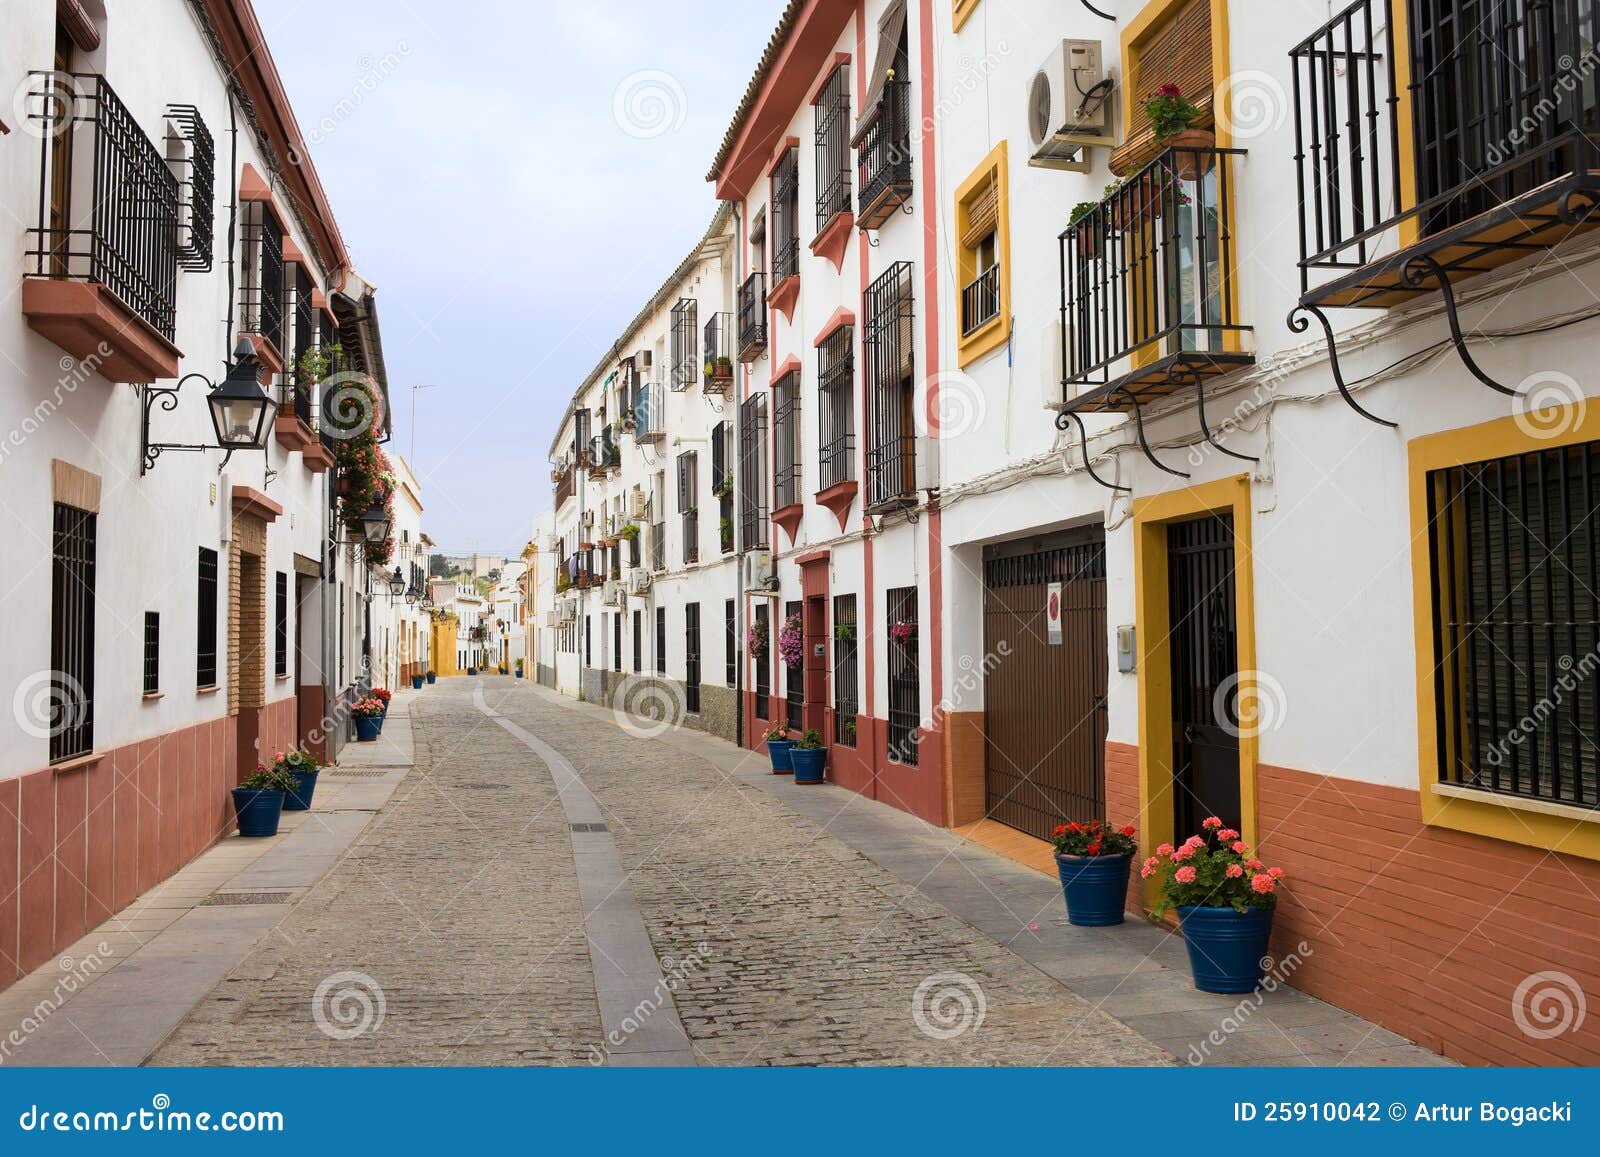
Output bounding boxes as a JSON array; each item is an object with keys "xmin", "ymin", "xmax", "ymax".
[{"xmin": 256, "ymin": 0, "xmax": 779, "ymax": 558}]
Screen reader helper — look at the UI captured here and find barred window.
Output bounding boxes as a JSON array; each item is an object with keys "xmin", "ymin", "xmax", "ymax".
[
  {"xmin": 771, "ymin": 147, "xmax": 800, "ymax": 283},
  {"xmin": 818, "ymin": 326, "xmax": 855, "ymax": 488},
  {"xmin": 274, "ymin": 571, "xmax": 289, "ymax": 678},
  {"xmin": 864, "ymin": 262, "xmax": 917, "ymax": 507},
  {"xmin": 725, "ymin": 599, "xmax": 737, "ymax": 687},
  {"xmin": 670, "ymin": 298, "xmax": 698, "ymax": 390},
  {"xmin": 197, "ymin": 547, "xmax": 219, "ymax": 688},
  {"xmin": 686, "ymin": 603, "xmax": 702, "ymax": 715},
  {"xmin": 813, "ymin": 64, "xmax": 852, "ymax": 228},
  {"xmin": 833, "ymin": 595, "xmax": 858, "ymax": 746},
  {"xmin": 143, "ymin": 612, "xmax": 160, "ymax": 696},
  {"xmin": 754, "ymin": 603, "xmax": 771, "ymax": 717},
  {"xmin": 773, "ymin": 370, "xmax": 802, "ymax": 510},
  {"xmin": 656, "ymin": 606, "xmax": 667, "ymax": 674},
  {"xmin": 740, "ymin": 392, "xmax": 770, "ymax": 549},
  {"xmin": 886, "ymin": 586, "xmax": 919, "ymax": 765},
  {"xmin": 51, "ymin": 503, "xmax": 97, "ymax": 762},
  {"xmin": 1428, "ymin": 441, "xmax": 1600, "ymax": 808}
]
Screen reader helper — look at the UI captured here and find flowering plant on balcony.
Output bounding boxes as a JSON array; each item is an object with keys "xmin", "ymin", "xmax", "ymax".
[
  {"xmin": 889, "ymin": 618, "xmax": 916, "ymax": 648},
  {"xmin": 1144, "ymin": 83, "xmax": 1203, "ymax": 141},
  {"xmin": 1051, "ymin": 819, "xmax": 1137, "ymax": 859},
  {"xmin": 778, "ymin": 613, "xmax": 804, "ymax": 668},
  {"xmin": 748, "ymin": 617, "xmax": 769, "ymax": 658},
  {"xmin": 1141, "ymin": 817, "xmax": 1285, "ymax": 915}
]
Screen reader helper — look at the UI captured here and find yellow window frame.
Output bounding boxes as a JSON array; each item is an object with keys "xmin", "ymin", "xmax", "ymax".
[
  {"xmin": 1409, "ymin": 404, "xmax": 1600, "ymax": 862},
  {"xmin": 954, "ymin": 140, "xmax": 1010, "ymax": 369}
]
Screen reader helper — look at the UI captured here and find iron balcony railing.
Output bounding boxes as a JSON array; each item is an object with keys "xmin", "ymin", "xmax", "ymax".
[
  {"xmin": 738, "ymin": 272, "xmax": 767, "ymax": 359},
  {"xmin": 1290, "ymin": 0, "xmax": 1600, "ymax": 299},
  {"xmin": 279, "ymin": 381, "xmax": 314, "ymax": 428},
  {"xmin": 961, "ymin": 265, "xmax": 1000, "ymax": 337},
  {"xmin": 703, "ymin": 311, "xmax": 735, "ymax": 391},
  {"xmin": 1058, "ymin": 144, "xmax": 1249, "ymax": 391},
  {"xmin": 634, "ymin": 381, "xmax": 665, "ymax": 443},
  {"xmin": 24, "ymin": 72, "xmax": 180, "ymax": 340},
  {"xmin": 856, "ymin": 79, "xmax": 913, "ymax": 229},
  {"xmin": 554, "ymin": 463, "xmax": 576, "ymax": 508}
]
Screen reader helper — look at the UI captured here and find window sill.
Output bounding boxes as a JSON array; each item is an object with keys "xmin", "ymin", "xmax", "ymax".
[
  {"xmin": 1431, "ymin": 782, "xmax": 1600, "ymax": 825},
  {"xmin": 957, "ymin": 310, "xmax": 1009, "ymax": 368},
  {"xmin": 142, "ymin": 691, "xmax": 164, "ymax": 702},
  {"xmin": 197, "ymin": 684, "xmax": 220, "ymax": 696},
  {"xmin": 1425, "ymin": 782, "xmax": 1600, "ymax": 862},
  {"xmin": 276, "ymin": 673, "xmax": 292, "ymax": 682},
  {"xmin": 50, "ymin": 751, "xmax": 105, "ymax": 775}
]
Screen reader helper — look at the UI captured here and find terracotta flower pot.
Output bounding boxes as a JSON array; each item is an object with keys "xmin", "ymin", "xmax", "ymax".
[{"xmin": 1162, "ymin": 127, "xmax": 1216, "ymax": 180}]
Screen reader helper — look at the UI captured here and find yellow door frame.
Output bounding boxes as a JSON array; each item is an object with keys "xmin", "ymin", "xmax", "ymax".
[{"xmin": 1132, "ymin": 474, "xmax": 1258, "ymax": 905}]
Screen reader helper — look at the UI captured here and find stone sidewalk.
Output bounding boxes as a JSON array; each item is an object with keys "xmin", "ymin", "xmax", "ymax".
[{"xmin": 0, "ymin": 693, "xmax": 414, "ymax": 1066}]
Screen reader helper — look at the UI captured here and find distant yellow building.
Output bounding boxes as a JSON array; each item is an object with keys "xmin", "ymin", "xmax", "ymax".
[{"xmin": 429, "ymin": 612, "xmax": 460, "ymax": 677}]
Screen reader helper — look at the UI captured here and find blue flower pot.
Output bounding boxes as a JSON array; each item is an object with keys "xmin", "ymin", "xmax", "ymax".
[
  {"xmin": 283, "ymin": 767, "xmax": 320, "ymax": 811},
  {"xmin": 1055, "ymin": 853, "xmax": 1132, "ymax": 926},
  {"xmin": 1177, "ymin": 904, "xmax": 1276, "ymax": 993},
  {"xmin": 412, "ymin": 676, "xmax": 424, "ymax": 690},
  {"xmin": 766, "ymin": 739, "xmax": 795, "ymax": 773},
  {"xmin": 790, "ymin": 747, "xmax": 826, "ymax": 784},
  {"xmin": 468, "ymin": 667, "xmax": 477, "ymax": 676},
  {"xmin": 426, "ymin": 674, "xmax": 436, "ymax": 684},
  {"xmin": 231, "ymin": 788, "xmax": 285, "ymax": 837},
  {"xmin": 354, "ymin": 715, "xmax": 382, "ymax": 742}
]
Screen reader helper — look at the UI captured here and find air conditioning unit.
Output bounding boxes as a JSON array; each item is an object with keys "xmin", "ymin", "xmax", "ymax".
[
  {"xmin": 1028, "ymin": 40, "xmax": 1115, "ymax": 170},
  {"xmin": 627, "ymin": 570, "xmax": 652, "ymax": 596},
  {"xmin": 631, "ymin": 490, "xmax": 651, "ymax": 518},
  {"xmin": 540, "ymin": 610, "xmax": 555, "ymax": 628},
  {"xmin": 580, "ymin": 509, "xmax": 594, "ymax": 527},
  {"xmin": 915, "ymin": 436, "xmax": 941, "ymax": 492},
  {"xmin": 638, "ymin": 349, "xmax": 653, "ymax": 372},
  {"xmin": 743, "ymin": 550, "xmax": 776, "ymax": 592},
  {"xmin": 604, "ymin": 580, "xmax": 625, "ymax": 606},
  {"xmin": 556, "ymin": 598, "xmax": 577, "ymax": 623}
]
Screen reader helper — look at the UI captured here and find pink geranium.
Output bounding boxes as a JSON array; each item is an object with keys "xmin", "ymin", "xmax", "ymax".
[{"xmin": 1174, "ymin": 866, "xmax": 1197, "ymax": 884}]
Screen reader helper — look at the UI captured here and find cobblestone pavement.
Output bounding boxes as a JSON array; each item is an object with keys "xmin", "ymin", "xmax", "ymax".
[{"xmin": 152, "ymin": 676, "xmax": 1168, "ymax": 1066}]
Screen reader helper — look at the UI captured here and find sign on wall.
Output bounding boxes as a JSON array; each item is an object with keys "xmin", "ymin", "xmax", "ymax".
[{"xmin": 1046, "ymin": 582, "xmax": 1062, "ymax": 646}]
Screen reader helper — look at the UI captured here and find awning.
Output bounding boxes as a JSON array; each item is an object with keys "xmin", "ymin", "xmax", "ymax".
[{"xmin": 854, "ymin": 0, "xmax": 905, "ymax": 139}]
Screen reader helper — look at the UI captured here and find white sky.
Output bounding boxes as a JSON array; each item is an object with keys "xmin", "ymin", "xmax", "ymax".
[{"xmin": 256, "ymin": 0, "xmax": 781, "ymax": 556}]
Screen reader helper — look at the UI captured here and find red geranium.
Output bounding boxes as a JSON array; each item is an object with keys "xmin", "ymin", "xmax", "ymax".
[{"xmin": 1051, "ymin": 819, "xmax": 1138, "ymax": 858}]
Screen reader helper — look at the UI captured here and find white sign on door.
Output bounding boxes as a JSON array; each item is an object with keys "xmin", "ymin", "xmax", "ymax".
[{"xmin": 1046, "ymin": 582, "xmax": 1063, "ymax": 645}]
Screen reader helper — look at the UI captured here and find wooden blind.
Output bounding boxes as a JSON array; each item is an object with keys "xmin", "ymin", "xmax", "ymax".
[
  {"xmin": 959, "ymin": 176, "xmax": 999, "ymax": 251},
  {"xmin": 1111, "ymin": 0, "xmax": 1215, "ymax": 176}
]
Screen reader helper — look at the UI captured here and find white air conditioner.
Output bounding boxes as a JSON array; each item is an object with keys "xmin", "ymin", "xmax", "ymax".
[
  {"xmin": 638, "ymin": 349, "xmax": 653, "ymax": 372},
  {"xmin": 631, "ymin": 490, "xmax": 650, "ymax": 518},
  {"xmin": 603, "ymin": 580, "xmax": 625, "ymax": 606},
  {"xmin": 580, "ymin": 509, "xmax": 594, "ymax": 527},
  {"xmin": 627, "ymin": 570, "xmax": 652, "ymax": 596},
  {"xmin": 556, "ymin": 598, "xmax": 577, "ymax": 623},
  {"xmin": 540, "ymin": 610, "xmax": 555, "ymax": 628},
  {"xmin": 915, "ymin": 436, "xmax": 941, "ymax": 492},
  {"xmin": 743, "ymin": 550, "xmax": 775, "ymax": 592},
  {"xmin": 1028, "ymin": 40, "xmax": 1115, "ymax": 169}
]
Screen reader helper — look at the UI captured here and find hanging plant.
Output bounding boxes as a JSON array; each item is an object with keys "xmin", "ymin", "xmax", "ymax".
[
  {"xmin": 748, "ymin": 617, "xmax": 769, "ymax": 658},
  {"xmin": 778, "ymin": 613, "xmax": 804, "ymax": 668}
]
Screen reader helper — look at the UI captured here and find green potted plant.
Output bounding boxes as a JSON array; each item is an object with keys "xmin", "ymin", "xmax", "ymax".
[
  {"xmin": 713, "ymin": 473, "xmax": 734, "ymax": 499},
  {"xmin": 763, "ymin": 725, "xmax": 795, "ymax": 774},
  {"xmin": 791, "ymin": 729, "xmax": 826, "ymax": 784},
  {"xmin": 1050, "ymin": 819, "xmax": 1137, "ymax": 926},
  {"xmin": 232, "ymin": 766, "xmax": 298, "ymax": 837},
  {"xmin": 841, "ymin": 718, "xmax": 857, "ymax": 743},
  {"xmin": 833, "ymin": 622, "xmax": 854, "ymax": 642},
  {"xmin": 272, "ymin": 749, "xmax": 321, "ymax": 812},
  {"xmin": 1068, "ymin": 199, "xmax": 1106, "ymax": 258},
  {"xmin": 1143, "ymin": 817, "xmax": 1286, "ymax": 993},
  {"xmin": 719, "ymin": 516, "xmax": 733, "ymax": 551},
  {"xmin": 426, "ymin": 668, "xmax": 437, "ymax": 684},
  {"xmin": 1145, "ymin": 82, "xmax": 1213, "ymax": 178},
  {"xmin": 619, "ymin": 522, "xmax": 641, "ymax": 541}
]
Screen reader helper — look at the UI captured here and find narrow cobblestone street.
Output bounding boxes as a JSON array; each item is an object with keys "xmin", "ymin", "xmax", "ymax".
[
  {"xmin": 147, "ymin": 677, "xmax": 1164, "ymax": 1065},
  {"xmin": 125, "ymin": 677, "xmax": 1439, "ymax": 1068}
]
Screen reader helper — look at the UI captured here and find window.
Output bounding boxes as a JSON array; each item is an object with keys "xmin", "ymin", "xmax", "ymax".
[
  {"xmin": 725, "ymin": 599, "xmax": 737, "ymax": 687},
  {"xmin": 754, "ymin": 604, "xmax": 771, "ymax": 717},
  {"xmin": 713, "ymin": 421, "xmax": 735, "ymax": 553},
  {"xmin": 864, "ymin": 262, "xmax": 917, "ymax": 508},
  {"xmin": 773, "ymin": 370, "xmax": 802, "ymax": 510},
  {"xmin": 633, "ymin": 610, "xmax": 642, "ymax": 672},
  {"xmin": 656, "ymin": 607, "xmax": 667, "ymax": 675},
  {"xmin": 584, "ymin": 615, "xmax": 591, "ymax": 668},
  {"xmin": 143, "ymin": 612, "xmax": 160, "ymax": 696},
  {"xmin": 274, "ymin": 571, "xmax": 289, "ymax": 678},
  {"xmin": 50, "ymin": 502, "xmax": 96, "ymax": 762},
  {"xmin": 887, "ymin": 586, "xmax": 919, "ymax": 765},
  {"xmin": 1427, "ymin": 441, "xmax": 1600, "ymax": 811},
  {"xmin": 784, "ymin": 600, "xmax": 803, "ymax": 731},
  {"xmin": 818, "ymin": 326, "xmax": 855, "ymax": 488},
  {"xmin": 856, "ymin": 0, "xmax": 912, "ymax": 227},
  {"xmin": 955, "ymin": 142, "xmax": 1009, "ymax": 363},
  {"xmin": 670, "ymin": 298, "xmax": 698, "ymax": 390},
  {"xmin": 678, "ymin": 451, "xmax": 699, "ymax": 565},
  {"xmin": 239, "ymin": 201, "xmax": 286, "ymax": 352},
  {"xmin": 613, "ymin": 611, "xmax": 622, "ymax": 672},
  {"xmin": 813, "ymin": 65, "xmax": 852, "ymax": 228},
  {"xmin": 740, "ymin": 392, "xmax": 769, "ymax": 548},
  {"xmin": 833, "ymin": 595, "xmax": 858, "ymax": 745},
  {"xmin": 197, "ymin": 547, "xmax": 219, "ymax": 688},
  {"xmin": 771, "ymin": 147, "xmax": 800, "ymax": 283},
  {"xmin": 1113, "ymin": 0, "xmax": 1215, "ymax": 175},
  {"xmin": 686, "ymin": 603, "xmax": 702, "ymax": 715}
]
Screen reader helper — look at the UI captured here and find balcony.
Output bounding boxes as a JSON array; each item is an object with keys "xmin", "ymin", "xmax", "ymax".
[
  {"xmin": 589, "ymin": 430, "xmax": 620, "ymax": 476},
  {"xmin": 855, "ymin": 79, "xmax": 913, "ymax": 230},
  {"xmin": 635, "ymin": 381, "xmax": 666, "ymax": 445},
  {"xmin": 737, "ymin": 272, "xmax": 767, "ymax": 362},
  {"xmin": 1056, "ymin": 144, "xmax": 1252, "ymax": 418},
  {"xmin": 239, "ymin": 202, "xmax": 287, "ymax": 373},
  {"xmin": 702, "ymin": 312, "xmax": 735, "ymax": 394},
  {"xmin": 554, "ymin": 462, "xmax": 576, "ymax": 509},
  {"xmin": 1289, "ymin": 0, "xmax": 1600, "ymax": 399},
  {"xmin": 21, "ymin": 72, "xmax": 182, "ymax": 383}
]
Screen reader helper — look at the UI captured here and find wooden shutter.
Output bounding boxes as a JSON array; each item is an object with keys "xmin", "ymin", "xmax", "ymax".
[
  {"xmin": 857, "ymin": 0, "xmax": 907, "ymax": 133},
  {"xmin": 959, "ymin": 175, "xmax": 999, "ymax": 251},
  {"xmin": 1110, "ymin": 0, "xmax": 1215, "ymax": 176}
]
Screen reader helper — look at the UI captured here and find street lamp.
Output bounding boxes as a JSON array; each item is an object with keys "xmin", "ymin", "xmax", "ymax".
[
  {"xmin": 141, "ymin": 339, "xmax": 278, "ymax": 474},
  {"xmin": 389, "ymin": 567, "xmax": 406, "ymax": 600},
  {"xmin": 358, "ymin": 501, "xmax": 392, "ymax": 545}
]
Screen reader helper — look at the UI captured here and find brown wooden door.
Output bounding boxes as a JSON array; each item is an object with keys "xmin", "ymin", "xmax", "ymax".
[{"xmin": 982, "ymin": 530, "xmax": 1108, "ymax": 840}]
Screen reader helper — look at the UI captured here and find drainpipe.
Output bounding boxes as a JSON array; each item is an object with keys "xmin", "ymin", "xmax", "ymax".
[{"xmin": 730, "ymin": 201, "xmax": 745, "ymax": 751}]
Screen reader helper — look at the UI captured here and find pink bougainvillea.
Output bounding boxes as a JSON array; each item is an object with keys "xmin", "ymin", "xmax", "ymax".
[{"xmin": 778, "ymin": 613, "xmax": 804, "ymax": 668}]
